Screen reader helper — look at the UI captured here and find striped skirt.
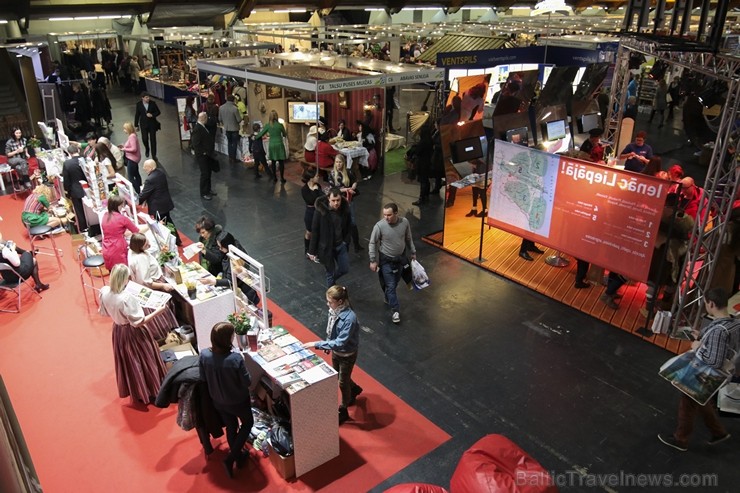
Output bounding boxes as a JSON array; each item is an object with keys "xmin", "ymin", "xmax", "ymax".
[
  {"xmin": 112, "ymin": 322, "xmax": 167, "ymax": 403},
  {"xmin": 142, "ymin": 302, "xmax": 179, "ymax": 340}
]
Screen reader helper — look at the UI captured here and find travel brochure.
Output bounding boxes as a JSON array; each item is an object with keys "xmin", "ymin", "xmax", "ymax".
[{"xmin": 252, "ymin": 325, "xmax": 337, "ymax": 394}]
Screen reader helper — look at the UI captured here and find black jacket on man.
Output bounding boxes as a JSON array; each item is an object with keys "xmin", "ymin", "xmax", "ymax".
[
  {"xmin": 190, "ymin": 122, "xmax": 214, "ymax": 156},
  {"xmin": 62, "ymin": 155, "xmax": 89, "ymax": 231},
  {"xmin": 134, "ymin": 99, "xmax": 161, "ymax": 130},
  {"xmin": 309, "ymin": 194, "xmax": 351, "ymax": 267},
  {"xmin": 62, "ymin": 156, "xmax": 87, "ymax": 199},
  {"xmin": 138, "ymin": 168, "xmax": 174, "ymax": 218}
]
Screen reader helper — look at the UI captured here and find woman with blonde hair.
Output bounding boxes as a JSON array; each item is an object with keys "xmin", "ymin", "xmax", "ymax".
[
  {"xmin": 99, "ymin": 264, "xmax": 168, "ymax": 404},
  {"xmin": 304, "ymin": 285, "xmax": 362, "ymax": 424},
  {"xmin": 329, "ymin": 154, "xmax": 362, "ymax": 252},
  {"xmin": 256, "ymin": 109, "xmax": 287, "ymax": 184},
  {"xmin": 119, "ymin": 121, "xmax": 142, "ymax": 193},
  {"xmin": 21, "ymin": 184, "xmax": 70, "ymax": 230}
]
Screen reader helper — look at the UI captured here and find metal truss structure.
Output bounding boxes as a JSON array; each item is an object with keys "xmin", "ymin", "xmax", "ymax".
[{"xmin": 605, "ymin": 33, "xmax": 740, "ymax": 336}]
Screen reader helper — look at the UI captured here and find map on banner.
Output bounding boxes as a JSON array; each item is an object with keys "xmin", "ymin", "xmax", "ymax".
[{"xmin": 489, "ymin": 141, "xmax": 559, "ymax": 238}]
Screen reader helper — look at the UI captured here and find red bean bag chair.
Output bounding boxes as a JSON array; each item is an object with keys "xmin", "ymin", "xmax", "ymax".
[
  {"xmin": 450, "ymin": 435, "xmax": 557, "ymax": 493},
  {"xmin": 385, "ymin": 484, "xmax": 449, "ymax": 493}
]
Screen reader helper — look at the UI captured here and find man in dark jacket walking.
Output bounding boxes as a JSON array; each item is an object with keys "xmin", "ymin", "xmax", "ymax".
[
  {"xmin": 134, "ymin": 92, "xmax": 162, "ymax": 159},
  {"xmin": 191, "ymin": 112, "xmax": 217, "ymax": 200},
  {"xmin": 61, "ymin": 143, "xmax": 89, "ymax": 231},
  {"xmin": 139, "ymin": 159, "xmax": 181, "ymax": 245},
  {"xmin": 309, "ymin": 188, "xmax": 352, "ymax": 287}
]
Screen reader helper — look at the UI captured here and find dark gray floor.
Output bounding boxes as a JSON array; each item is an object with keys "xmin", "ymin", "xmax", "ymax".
[{"xmin": 51, "ymin": 91, "xmax": 740, "ymax": 491}]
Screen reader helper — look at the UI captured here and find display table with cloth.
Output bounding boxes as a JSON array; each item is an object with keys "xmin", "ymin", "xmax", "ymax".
[
  {"xmin": 213, "ymin": 127, "xmax": 250, "ymax": 161},
  {"xmin": 242, "ymin": 325, "xmax": 339, "ymax": 478},
  {"xmin": 163, "ymin": 261, "xmax": 233, "ymax": 351},
  {"xmin": 384, "ymin": 133, "xmax": 406, "ymax": 153},
  {"xmin": 332, "ymin": 141, "xmax": 369, "ymax": 170}
]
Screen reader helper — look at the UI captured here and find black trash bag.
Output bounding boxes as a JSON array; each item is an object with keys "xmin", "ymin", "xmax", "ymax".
[{"xmin": 269, "ymin": 422, "xmax": 294, "ymax": 456}]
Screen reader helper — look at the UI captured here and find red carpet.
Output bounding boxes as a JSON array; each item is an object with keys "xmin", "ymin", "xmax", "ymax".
[{"xmin": 0, "ymin": 195, "xmax": 450, "ymax": 491}]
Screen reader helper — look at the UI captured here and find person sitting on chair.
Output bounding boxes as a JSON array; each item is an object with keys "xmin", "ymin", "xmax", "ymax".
[
  {"xmin": 1, "ymin": 233, "xmax": 50, "ymax": 292},
  {"xmin": 21, "ymin": 184, "xmax": 72, "ymax": 231}
]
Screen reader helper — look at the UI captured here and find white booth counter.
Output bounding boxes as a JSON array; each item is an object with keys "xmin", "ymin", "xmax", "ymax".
[
  {"xmin": 244, "ymin": 325, "xmax": 339, "ymax": 478},
  {"xmin": 163, "ymin": 261, "xmax": 233, "ymax": 352}
]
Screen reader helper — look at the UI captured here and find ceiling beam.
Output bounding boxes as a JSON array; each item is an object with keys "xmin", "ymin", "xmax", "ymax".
[
  {"xmin": 25, "ymin": 3, "xmax": 149, "ymax": 18},
  {"xmin": 234, "ymin": 0, "xmax": 258, "ymax": 20}
]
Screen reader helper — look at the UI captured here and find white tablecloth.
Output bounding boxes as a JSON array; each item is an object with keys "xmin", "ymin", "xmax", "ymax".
[{"xmin": 334, "ymin": 145, "xmax": 369, "ymax": 169}]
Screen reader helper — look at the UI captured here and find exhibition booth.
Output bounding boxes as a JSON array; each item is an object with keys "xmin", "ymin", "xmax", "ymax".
[
  {"xmin": 195, "ymin": 55, "xmax": 444, "ymax": 170},
  {"xmin": 426, "ymin": 69, "xmax": 692, "ymax": 354}
]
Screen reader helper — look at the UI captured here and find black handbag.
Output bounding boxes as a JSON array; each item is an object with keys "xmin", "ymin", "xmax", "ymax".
[
  {"xmin": 268, "ymin": 422, "xmax": 293, "ymax": 456},
  {"xmin": 209, "ymin": 156, "xmax": 221, "ymax": 173}
]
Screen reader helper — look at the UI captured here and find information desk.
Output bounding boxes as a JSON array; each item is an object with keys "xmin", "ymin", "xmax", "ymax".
[
  {"xmin": 243, "ymin": 326, "xmax": 339, "ymax": 477},
  {"xmin": 165, "ymin": 262, "xmax": 234, "ymax": 351}
]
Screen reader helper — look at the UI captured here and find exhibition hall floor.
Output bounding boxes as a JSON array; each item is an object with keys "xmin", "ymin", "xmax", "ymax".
[{"xmin": 1, "ymin": 91, "xmax": 738, "ymax": 492}]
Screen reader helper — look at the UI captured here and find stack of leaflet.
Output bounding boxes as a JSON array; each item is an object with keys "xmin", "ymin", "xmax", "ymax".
[{"xmin": 251, "ymin": 326, "xmax": 337, "ymax": 394}]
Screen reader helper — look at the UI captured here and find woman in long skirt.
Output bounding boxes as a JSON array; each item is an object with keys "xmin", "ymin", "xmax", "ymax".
[{"xmin": 99, "ymin": 264, "xmax": 167, "ymax": 403}]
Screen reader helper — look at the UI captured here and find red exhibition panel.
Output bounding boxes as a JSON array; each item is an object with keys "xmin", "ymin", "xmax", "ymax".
[{"xmin": 487, "ymin": 140, "xmax": 668, "ymax": 282}]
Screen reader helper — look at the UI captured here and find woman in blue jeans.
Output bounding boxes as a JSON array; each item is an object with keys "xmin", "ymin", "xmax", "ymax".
[
  {"xmin": 199, "ymin": 322, "xmax": 253, "ymax": 478},
  {"xmin": 304, "ymin": 285, "xmax": 362, "ymax": 424}
]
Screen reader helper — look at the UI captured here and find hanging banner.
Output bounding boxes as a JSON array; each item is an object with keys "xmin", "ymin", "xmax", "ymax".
[{"xmin": 487, "ymin": 141, "xmax": 667, "ymax": 281}]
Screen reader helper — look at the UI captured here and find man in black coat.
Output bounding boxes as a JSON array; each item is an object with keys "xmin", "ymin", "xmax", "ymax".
[
  {"xmin": 190, "ymin": 112, "xmax": 217, "ymax": 200},
  {"xmin": 139, "ymin": 159, "xmax": 181, "ymax": 245},
  {"xmin": 61, "ymin": 143, "xmax": 89, "ymax": 231},
  {"xmin": 308, "ymin": 188, "xmax": 351, "ymax": 287},
  {"xmin": 134, "ymin": 92, "xmax": 161, "ymax": 159}
]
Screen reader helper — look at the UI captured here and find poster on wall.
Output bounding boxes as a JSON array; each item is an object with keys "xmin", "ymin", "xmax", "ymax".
[
  {"xmin": 176, "ymin": 97, "xmax": 192, "ymax": 142},
  {"xmin": 487, "ymin": 140, "xmax": 667, "ymax": 282}
]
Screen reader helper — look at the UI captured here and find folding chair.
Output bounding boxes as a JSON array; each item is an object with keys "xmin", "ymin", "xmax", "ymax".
[
  {"xmin": 76, "ymin": 244, "xmax": 107, "ymax": 311},
  {"xmin": 0, "ymin": 262, "xmax": 43, "ymax": 313}
]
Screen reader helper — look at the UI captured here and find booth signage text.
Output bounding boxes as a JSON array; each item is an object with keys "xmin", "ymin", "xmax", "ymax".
[{"xmin": 486, "ymin": 141, "xmax": 667, "ymax": 282}]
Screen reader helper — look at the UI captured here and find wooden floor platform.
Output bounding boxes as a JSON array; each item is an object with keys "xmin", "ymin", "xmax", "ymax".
[{"xmin": 423, "ymin": 205, "xmax": 691, "ymax": 355}]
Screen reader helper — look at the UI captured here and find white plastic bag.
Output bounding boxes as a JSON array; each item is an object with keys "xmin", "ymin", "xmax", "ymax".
[
  {"xmin": 410, "ymin": 259, "xmax": 429, "ymax": 290},
  {"xmin": 651, "ymin": 310, "xmax": 672, "ymax": 334},
  {"xmin": 718, "ymin": 382, "xmax": 740, "ymax": 414}
]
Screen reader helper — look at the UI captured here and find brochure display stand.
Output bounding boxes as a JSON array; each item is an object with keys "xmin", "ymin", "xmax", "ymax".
[
  {"xmin": 227, "ymin": 245, "xmax": 270, "ymax": 333},
  {"xmin": 243, "ymin": 325, "xmax": 339, "ymax": 478}
]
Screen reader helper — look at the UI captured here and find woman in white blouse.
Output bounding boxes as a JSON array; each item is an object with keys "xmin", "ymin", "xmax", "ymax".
[
  {"xmin": 94, "ymin": 142, "xmax": 117, "ymax": 190},
  {"xmin": 99, "ymin": 264, "xmax": 167, "ymax": 404},
  {"xmin": 126, "ymin": 233, "xmax": 178, "ymax": 340},
  {"xmin": 127, "ymin": 233, "xmax": 174, "ymax": 293}
]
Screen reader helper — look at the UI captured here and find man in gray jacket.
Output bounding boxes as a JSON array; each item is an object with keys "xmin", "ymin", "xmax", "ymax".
[
  {"xmin": 368, "ymin": 202, "xmax": 416, "ymax": 324},
  {"xmin": 219, "ymin": 95, "xmax": 243, "ymax": 163}
]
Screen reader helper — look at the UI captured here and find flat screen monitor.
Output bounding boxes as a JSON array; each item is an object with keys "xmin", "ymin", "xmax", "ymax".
[
  {"xmin": 151, "ymin": 68, "xmax": 160, "ymax": 76},
  {"xmin": 542, "ymin": 119, "xmax": 567, "ymax": 141},
  {"xmin": 287, "ymin": 102, "xmax": 325, "ymax": 124},
  {"xmin": 505, "ymin": 127, "xmax": 529, "ymax": 146},
  {"xmin": 578, "ymin": 113, "xmax": 601, "ymax": 134},
  {"xmin": 450, "ymin": 136, "xmax": 484, "ymax": 163}
]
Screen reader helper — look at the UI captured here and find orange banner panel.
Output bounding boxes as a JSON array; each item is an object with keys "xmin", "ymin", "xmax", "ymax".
[{"xmin": 486, "ymin": 141, "xmax": 668, "ymax": 282}]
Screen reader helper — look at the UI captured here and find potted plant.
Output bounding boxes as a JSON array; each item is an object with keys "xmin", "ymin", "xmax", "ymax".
[
  {"xmin": 28, "ymin": 136, "xmax": 43, "ymax": 154},
  {"xmin": 228, "ymin": 311, "xmax": 251, "ymax": 349}
]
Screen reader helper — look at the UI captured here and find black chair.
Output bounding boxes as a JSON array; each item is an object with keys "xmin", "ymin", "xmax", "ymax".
[{"xmin": 0, "ymin": 262, "xmax": 43, "ymax": 313}]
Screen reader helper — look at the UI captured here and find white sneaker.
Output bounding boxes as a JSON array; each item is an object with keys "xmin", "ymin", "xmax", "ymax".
[{"xmin": 392, "ymin": 312, "xmax": 400, "ymax": 324}]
